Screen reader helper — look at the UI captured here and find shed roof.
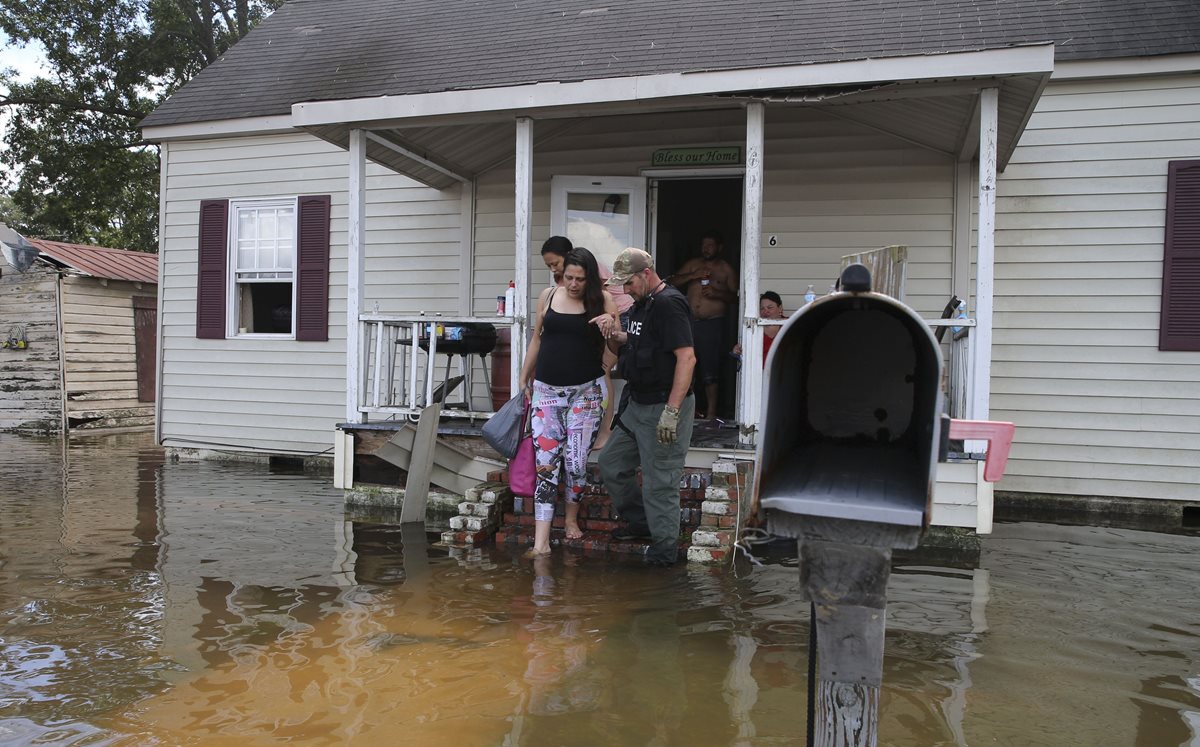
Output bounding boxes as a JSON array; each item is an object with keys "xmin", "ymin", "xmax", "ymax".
[
  {"xmin": 141, "ymin": 0, "xmax": 1200, "ymax": 128},
  {"xmin": 31, "ymin": 240, "xmax": 159, "ymax": 284}
]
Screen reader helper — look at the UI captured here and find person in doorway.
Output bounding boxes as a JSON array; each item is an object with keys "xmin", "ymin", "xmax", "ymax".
[
  {"xmin": 519, "ymin": 248, "xmax": 619, "ymax": 558},
  {"xmin": 593, "ymin": 248, "xmax": 696, "ymax": 566},
  {"xmin": 732, "ymin": 291, "xmax": 785, "ymax": 366},
  {"xmin": 668, "ymin": 230, "xmax": 738, "ymax": 421}
]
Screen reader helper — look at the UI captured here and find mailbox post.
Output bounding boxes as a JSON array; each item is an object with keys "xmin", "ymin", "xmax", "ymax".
[{"xmin": 753, "ymin": 264, "xmax": 1012, "ymax": 746}]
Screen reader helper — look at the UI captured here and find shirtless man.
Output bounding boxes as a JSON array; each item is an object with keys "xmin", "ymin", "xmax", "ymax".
[{"xmin": 669, "ymin": 230, "xmax": 738, "ymax": 420}]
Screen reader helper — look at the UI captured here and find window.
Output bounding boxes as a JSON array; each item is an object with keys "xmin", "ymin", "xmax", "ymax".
[
  {"xmin": 230, "ymin": 199, "xmax": 296, "ymax": 335},
  {"xmin": 196, "ymin": 195, "xmax": 330, "ymax": 341},
  {"xmin": 1160, "ymin": 160, "xmax": 1200, "ymax": 351},
  {"xmin": 550, "ymin": 176, "xmax": 646, "ymax": 272}
]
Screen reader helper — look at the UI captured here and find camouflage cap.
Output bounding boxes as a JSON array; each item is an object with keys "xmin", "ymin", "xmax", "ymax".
[{"xmin": 606, "ymin": 248, "xmax": 653, "ymax": 286}]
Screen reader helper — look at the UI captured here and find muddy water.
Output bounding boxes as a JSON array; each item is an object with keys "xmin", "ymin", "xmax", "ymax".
[{"xmin": 0, "ymin": 433, "xmax": 1197, "ymax": 746}]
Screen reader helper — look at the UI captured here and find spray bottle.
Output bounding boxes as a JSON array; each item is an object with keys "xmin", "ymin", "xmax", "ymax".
[{"xmin": 504, "ymin": 280, "xmax": 516, "ymax": 318}]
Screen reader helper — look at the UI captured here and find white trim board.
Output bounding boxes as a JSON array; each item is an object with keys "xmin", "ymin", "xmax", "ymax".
[
  {"xmin": 292, "ymin": 45, "xmax": 1055, "ymax": 128},
  {"xmin": 1053, "ymin": 53, "xmax": 1200, "ymax": 80},
  {"xmin": 143, "ymin": 114, "xmax": 295, "ymax": 142}
]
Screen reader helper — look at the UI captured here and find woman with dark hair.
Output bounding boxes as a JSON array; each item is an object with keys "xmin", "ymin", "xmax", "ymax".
[
  {"xmin": 540, "ymin": 235, "xmax": 574, "ymax": 286},
  {"xmin": 733, "ymin": 291, "xmax": 786, "ymax": 365},
  {"xmin": 518, "ymin": 247, "xmax": 619, "ymax": 557}
]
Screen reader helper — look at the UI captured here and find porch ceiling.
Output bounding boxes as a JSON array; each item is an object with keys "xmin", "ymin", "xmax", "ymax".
[
  {"xmin": 302, "ymin": 96, "xmax": 744, "ymax": 191},
  {"xmin": 298, "ymin": 51, "xmax": 1051, "ymax": 189}
]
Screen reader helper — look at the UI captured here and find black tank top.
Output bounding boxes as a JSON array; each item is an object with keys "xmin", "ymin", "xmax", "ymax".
[{"xmin": 535, "ymin": 289, "xmax": 605, "ymax": 386}]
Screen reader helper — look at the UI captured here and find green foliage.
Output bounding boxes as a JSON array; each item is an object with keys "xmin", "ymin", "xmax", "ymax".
[{"xmin": 0, "ymin": 0, "xmax": 284, "ymax": 252}]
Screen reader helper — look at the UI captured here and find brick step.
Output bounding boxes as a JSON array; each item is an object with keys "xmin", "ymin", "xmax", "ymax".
[
  {"xmin": 496, "ymin": 526, "xmax": 690, "ymax": 556},
  {"xmin": 488, "ymin": 461, "xmax": 749, "ymax": 560}
]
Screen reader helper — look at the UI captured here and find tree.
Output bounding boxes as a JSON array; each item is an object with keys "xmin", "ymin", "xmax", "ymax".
[{"xmin": 0, "ymin": 0, "xmax": 284, "ymax": 252}]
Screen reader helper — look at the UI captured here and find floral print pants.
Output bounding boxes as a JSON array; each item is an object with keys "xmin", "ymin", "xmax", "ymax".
[{"xmin": 530, "ymin": 377, "xmax": 608, "ymax": 522}]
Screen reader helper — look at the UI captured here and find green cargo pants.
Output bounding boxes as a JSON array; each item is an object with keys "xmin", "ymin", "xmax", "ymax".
[{"xmin": 598, "ymin": 394, "xmax": 695, "ymax": 562}]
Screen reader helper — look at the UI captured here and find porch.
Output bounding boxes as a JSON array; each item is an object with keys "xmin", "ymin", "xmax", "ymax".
[{"xmin": 312, "ymin": 44, "xmax": 1054, "ymax": 536}]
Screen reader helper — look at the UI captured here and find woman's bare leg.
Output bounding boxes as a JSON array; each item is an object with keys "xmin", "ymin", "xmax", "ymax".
[{"xmin": 565, "ymin": 502, "xmax": 583, "ymax": 539}]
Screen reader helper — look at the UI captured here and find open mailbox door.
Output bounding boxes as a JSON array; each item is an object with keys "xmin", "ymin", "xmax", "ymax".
[
  {"xmin": 754, "ymin": 264, "xmax": 944, "ymax": 549},
  {"xmin": 750, "ymin": 264, "xmax": 1015, "ymax": 746}
]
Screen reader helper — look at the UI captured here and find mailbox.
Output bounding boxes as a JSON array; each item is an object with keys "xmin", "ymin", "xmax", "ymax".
[{"xmin": 755, "ymin": 264, "xmax": 942, "ymax": 550}]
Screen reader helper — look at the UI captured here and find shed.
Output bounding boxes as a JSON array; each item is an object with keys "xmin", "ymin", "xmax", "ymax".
[{"xmin": 0, "ymin": 238, "xmax": 159, "ymax": 434}]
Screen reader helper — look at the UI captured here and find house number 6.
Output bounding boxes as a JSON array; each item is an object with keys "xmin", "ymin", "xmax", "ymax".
[{"xmin": 768, "ymin": 235, "xmax": 778, "ymax": 246}]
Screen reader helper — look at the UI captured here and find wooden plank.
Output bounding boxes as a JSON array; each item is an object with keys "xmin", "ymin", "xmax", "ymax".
[
  {"xmin": 62, "ymin": 342, "xmax": 137, "ymax": 355},
  {"xmin": 399, "ymin": 404, "xmax": 441, "ymax": 523}
]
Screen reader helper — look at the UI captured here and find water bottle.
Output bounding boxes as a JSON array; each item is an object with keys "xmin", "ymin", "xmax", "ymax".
[
  {"xmin": 952, "ymin": 299, "xmax": 968, "ymax": 335},
  {"xmin": 804, "ymin": 284, "xmax": 816, "ymax": 305},
  {"xmin": 504, "ymin": 280, "xmax": 516, "ymax": 318}
]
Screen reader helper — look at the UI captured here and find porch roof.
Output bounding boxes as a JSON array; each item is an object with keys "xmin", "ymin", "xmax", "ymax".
[{"xmin": 291, "ymin": 45, "xmax": 1053, "ymax": 189}]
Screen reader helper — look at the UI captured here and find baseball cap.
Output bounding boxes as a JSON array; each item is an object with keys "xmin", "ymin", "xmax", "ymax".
[{"xmin": 606, "ymin": 248, "xmax": 653, "ymax": 286}]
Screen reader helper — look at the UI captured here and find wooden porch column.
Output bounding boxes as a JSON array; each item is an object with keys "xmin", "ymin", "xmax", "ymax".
[
  {"xmin": 512, "ymin": 117, "xmax": 533, "ymax": 396},
  {"xmin": 738, "ymin": 101, "xmax": 765, "ymax": 444},
  {"xmin": 346, "ymin": 128, "xmax": 367, "ymax": 423},
  {"xmin": 972, "ymin": 88, "xmax": 998, "ymax": 427}
]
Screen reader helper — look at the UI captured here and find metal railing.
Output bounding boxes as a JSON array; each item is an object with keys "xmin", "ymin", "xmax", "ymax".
[{"xmin": 357, "ymin": 314, "xmax": 516, "ymax": 421}]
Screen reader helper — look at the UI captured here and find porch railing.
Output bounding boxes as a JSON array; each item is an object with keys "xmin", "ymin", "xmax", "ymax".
[
  {"xmin": 358, "ymin": 312, "xmax": 976, "ymax": 434},
  {"xmin": 356, "ymin": 314, "xmax": 516, "ymax": 421}
]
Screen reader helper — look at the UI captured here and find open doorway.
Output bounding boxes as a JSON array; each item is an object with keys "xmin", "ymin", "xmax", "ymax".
[{"xmin": 653, "ymin": 177, "xmax": 743, "ymax": 422}]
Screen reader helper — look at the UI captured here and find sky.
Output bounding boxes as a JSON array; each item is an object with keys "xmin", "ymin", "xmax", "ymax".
[
  {"xmin": 1, "ymin": 32, "xmax": 50, "ymax": 185},
  {"xmin": 1, "ymin": 31, "xmax": 49, "ymax": 81}
]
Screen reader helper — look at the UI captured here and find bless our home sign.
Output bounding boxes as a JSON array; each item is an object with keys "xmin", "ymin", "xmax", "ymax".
[{"xmin": 651, "ymin": 147, "xmax": 742, "ymax": 167}]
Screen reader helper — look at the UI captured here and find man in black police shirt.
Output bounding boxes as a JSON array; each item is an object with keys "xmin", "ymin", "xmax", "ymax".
[{"xmin": 589, "ymin": 248, "xmax": 696, "ymax": 566}]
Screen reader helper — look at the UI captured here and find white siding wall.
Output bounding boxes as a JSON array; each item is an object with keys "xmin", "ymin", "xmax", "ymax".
[
  {"xmin": 993, "ymin": 73, "xmax": 1200, "ymax": 501},
  {"xmin": 160, "ymin": 132, "xmax": 464, "ymax": 452},
  {"xmin": 761, "ymin": 108, "xmax": 954, "ymax": 318}
]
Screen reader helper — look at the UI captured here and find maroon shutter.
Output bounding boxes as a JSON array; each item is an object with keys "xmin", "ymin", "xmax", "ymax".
[
  {"xmin": 296, "ymin": 195, "xmax": 332, "ymax": 342},
  {"xmin": 196, "ymin": 199, "xmax": 229, "ymax": 339},
  {"xmin": 1160, "ymin": 160, "xmax": 1200, "ymax": 351}
]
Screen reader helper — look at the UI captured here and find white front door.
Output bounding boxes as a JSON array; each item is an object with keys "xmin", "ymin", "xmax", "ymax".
[{"xmin": 550, "ymin": 176, "xmax": 648, "ymax": 273}]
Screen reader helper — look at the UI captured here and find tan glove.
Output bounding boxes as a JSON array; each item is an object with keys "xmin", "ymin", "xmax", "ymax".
[{"xmin": 657, "ymin": 404, "xmax": 680, "ymax": 445}]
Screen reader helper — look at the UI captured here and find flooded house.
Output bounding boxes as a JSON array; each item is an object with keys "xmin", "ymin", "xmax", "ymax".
[
  {"xmin": 139, "ymin": 0, "xmax": 1200, "ymax": 541},
  {"xmin": 0, "ymin": 237, "xmax": 158, "ymax": 434}
]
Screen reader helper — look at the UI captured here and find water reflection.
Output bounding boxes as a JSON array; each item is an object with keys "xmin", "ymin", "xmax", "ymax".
[{"xmin": 0, "ymin": 432, "xmax": 1198, "ymax": 746}]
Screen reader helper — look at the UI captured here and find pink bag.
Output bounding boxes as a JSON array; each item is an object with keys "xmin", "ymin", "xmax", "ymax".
[
  {"xmin": 508, "ymin": 435, "xmax": 536, "ymax": 497},
  {"xmin": 508, "ymin": 396, "xmax": 536, "ymax": 497}
]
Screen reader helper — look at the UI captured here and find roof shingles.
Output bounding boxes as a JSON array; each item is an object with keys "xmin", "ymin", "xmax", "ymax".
[{"xmin": 142, "ymin": 0, "xmax": 1200, "ymax": 128}]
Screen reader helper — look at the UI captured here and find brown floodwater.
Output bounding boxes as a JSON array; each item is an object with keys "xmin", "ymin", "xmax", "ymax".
[{"xmin": 0, "ymin": 432, "xmax": 1198, "ymax": 746}]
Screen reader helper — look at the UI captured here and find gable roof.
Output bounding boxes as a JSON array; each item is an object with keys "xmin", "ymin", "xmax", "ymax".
[
  {"xmin": 31, "ymin": 240, "xmax": 159, "ymax": 284},
  {"xmin": 142, "ymin": 0, "xmax": 1200, "ymax": 128}
]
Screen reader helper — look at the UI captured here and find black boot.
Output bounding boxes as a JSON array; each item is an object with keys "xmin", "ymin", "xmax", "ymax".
[
  {"xmin": 645, "ymin": 540, "xmax": 678, "ymax": 566},
  {"xmin": 612, "ymin": 524, "xmax": 651, "ymax": 541}
]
